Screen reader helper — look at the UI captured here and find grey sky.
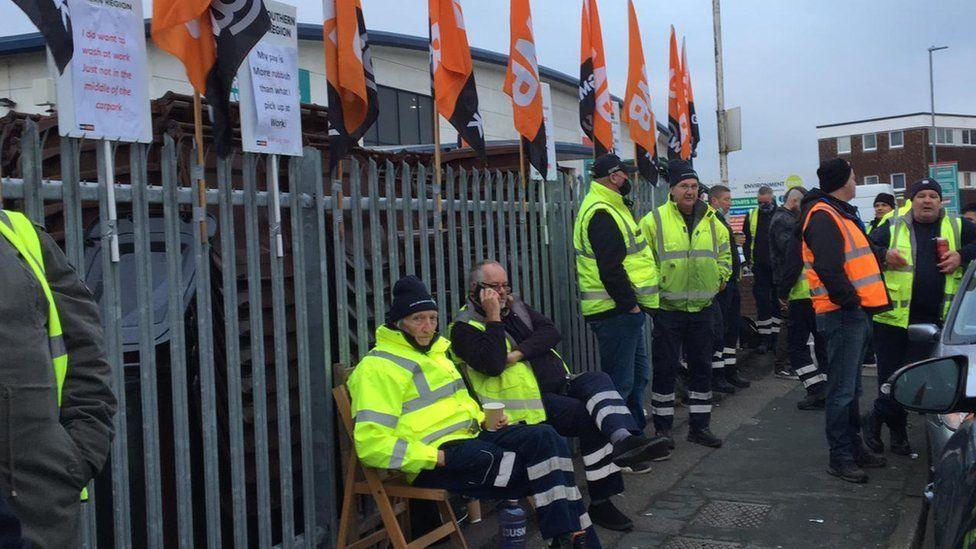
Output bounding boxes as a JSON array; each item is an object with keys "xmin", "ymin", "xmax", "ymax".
[{"xmin": 3, "ymin": 0, "xmax": 974, "ymax": 187}]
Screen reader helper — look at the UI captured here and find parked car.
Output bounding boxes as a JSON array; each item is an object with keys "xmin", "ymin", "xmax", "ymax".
[{"xmin": 890, "ymin": 261, "xmax": 976, "ymax": 548}]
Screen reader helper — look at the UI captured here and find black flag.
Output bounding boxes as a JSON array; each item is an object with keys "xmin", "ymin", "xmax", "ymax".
[
  {"xmin": 205, "ymin": 0, "xmax": 271, "ymax": 158},
  {"xmin": 14, "ymin": 0, "xmax": 73, "ymax": 74},
  {"xmin": 636, "ymin": 146, "xmax": 658, "ymax": 186}
]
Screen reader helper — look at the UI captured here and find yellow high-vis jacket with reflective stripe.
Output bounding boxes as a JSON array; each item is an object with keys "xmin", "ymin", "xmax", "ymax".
[{"xmin": 347, "ymin": 325, "xmax": 484, "ymax": 480}]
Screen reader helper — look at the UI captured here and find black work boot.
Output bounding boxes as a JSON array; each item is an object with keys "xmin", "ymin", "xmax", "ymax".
[
  {"xmin": 588, "ymin": 500, "xmax": 634, "ymax": 531},
  {"xmin": 611, "ymin": 434, "xmax": 671, "ymax": 466},
  {"xmin": 655, "ymin": 430, "xmax": 676, "ymax": 450},
  {"xmin": 796, "ymin": 391, "xmax": 826, "ymax": 411},
  {"xmin": 687, "ymin": 428, "xmax": 723, "ymax": 448},
  {"xmin": 713, "ymin": 375, "xmax": 737, "ymax": 394},
  {"xmin": 889, "ymin": 425, "xmax": 912, "ymax": 456},
  {"xmin": 861, "ymin": 412, "xmax": 885, "ymax": 454},
  {"xmin": 727, "ymin": 369, "xmax": 751, "ymax": 388},
  {"xmin": 855, "ymin": 449, "xmax": 887, "ymax": 468},
  {"xmin": 827, "ymin": 462, "xmax": 868, "ymax": 484}
]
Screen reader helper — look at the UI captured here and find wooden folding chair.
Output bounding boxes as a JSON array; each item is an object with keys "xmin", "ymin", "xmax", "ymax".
[{"xmin": 333, "ymin": 365, "xmax": 468, "ymax": 549}]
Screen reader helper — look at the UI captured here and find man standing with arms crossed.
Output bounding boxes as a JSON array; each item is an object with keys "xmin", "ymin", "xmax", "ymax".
[
  {"xmin": 573, "ymin": 154, "xmax": 660, "ymax": 431},
  {"xmin": 743, "ymin": 186, "xmax": 780, "ymax": 353},
  {"xmin": 639, "ymin": 160, "xmax": 731, "ymax": 449},
  {"xmin": 800, "ymin": 159, "xmax": 890, "ymax": 483}
]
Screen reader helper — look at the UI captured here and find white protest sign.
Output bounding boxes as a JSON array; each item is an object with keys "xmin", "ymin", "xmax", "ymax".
[
  {"xmin": 531, "ymin": 82, "xmax": 558, "ymax": 181},
  {"xmin": 56, "ymin": 0, "xmax": 152, "ymax": 142},
  {"xmin": 238, "ymin": 0, "xmax": 302, "ymax": 157}
]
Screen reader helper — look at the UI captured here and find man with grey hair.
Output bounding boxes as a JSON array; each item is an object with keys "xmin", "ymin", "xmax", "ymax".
[{"xmin": 450, "ymin": 261, "xmax": 669, "ymax": 532}]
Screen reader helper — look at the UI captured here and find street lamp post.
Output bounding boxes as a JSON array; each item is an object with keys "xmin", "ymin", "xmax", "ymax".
[
  {"xmin": 712, "ymin": 0, "xmax": 728, "ymax": 184},
  {"xmin": 928, "ymin": 45, "xmax": 948, "ymax": 165}
]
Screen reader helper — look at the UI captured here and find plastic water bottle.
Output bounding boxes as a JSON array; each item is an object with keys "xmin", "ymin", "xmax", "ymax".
[{"xmin": 498, "ymin": 499, "xmax": 527, "ymax": 548}]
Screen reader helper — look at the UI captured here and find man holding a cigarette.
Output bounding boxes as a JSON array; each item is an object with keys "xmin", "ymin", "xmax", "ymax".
[
  {"xmin": 348, "ymin": 276, "xmax": 600, "ymax": 548},
  {"xmin": 450, "ymin": 261, "xmax": 670, "ymax": 533},
  {"xmin": 864, "ymin": 179, "xmax": 976, "ymax": 456}
]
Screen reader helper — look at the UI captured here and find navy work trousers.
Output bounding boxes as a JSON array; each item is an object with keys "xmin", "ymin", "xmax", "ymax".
[{"xmin": 651, "ymin": 308, "xmax": 714, "ymax": 432}]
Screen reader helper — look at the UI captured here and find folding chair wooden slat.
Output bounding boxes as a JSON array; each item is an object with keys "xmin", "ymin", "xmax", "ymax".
[{"xmin": 333, "ymin": 365, "xmax": 469, "ymax": 549}]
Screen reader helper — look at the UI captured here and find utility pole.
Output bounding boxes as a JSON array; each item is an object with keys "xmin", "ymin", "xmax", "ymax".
[
  {"xmin": 712, "ymin": 0, "xmax": 728, "ymax": 184},
  {"xmin": 928, "ymin": 45, "xmax": 948, "ymax": 165}
]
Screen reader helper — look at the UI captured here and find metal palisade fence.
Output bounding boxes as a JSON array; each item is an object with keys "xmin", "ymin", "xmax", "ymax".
[{"xmin": 0, "ymin": 119, "xmax": 677, "ymax": 548}]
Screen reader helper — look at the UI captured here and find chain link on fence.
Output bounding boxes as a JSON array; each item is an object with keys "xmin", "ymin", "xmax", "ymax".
[{"xmin": 0, "ymin": 118, "xmax": 668, "ymax": 547}]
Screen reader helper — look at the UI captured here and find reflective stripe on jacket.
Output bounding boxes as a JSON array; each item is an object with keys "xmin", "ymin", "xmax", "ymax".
[
  {"xmin": 801, "ymin": 202, "xmax": 889, "ymax": 314},
  {"xmin": 572, "ymin": 181, "xmax": 659, "ymax": 315},
  {"xmin": 639, "ymin": 200, "xmax": 731, "ymax": 312},
  {"xmin": 347, "ymin": 326, "xmax": 484, "ymax": 480},
  {"xmin": 874, "ymin": 212, "xmax": 963, "ymax": 328}
]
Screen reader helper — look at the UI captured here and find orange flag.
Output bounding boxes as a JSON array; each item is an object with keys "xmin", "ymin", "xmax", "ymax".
[
  {"xmin": 325, "ymin": 0, "xmax": 379, "ymax": 173},
  {"xmin": 667, "ymin": 26, "xmax": 692, "ymax": 161},
  {"xmin": 579, "ymin": 0, "xmax": 614, "ymax": 156},
  {"xmin": 429, "ymin": 0, "xmax": 486, "ymax": 156},
  {"xmin": 504, "ymin": 0, "xmax": 547, "ymax": 178},
  {"xmin": 151, "ymin": 1, "xmax": 215, "ymax": 94},
  {"xmin": 681, "ymin": 37, "xmax": 700, "ymax": 154},
  {"xmin": 624, "ymin": 0, "xmax": 657, "ymax": 184}
]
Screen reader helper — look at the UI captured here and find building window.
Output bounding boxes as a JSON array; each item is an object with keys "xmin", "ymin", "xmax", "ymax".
[
  {"xmin": 930, "ymin": 127, "xmax": 955, "ymax": 145},
  {"xmin": 862, "ymin": 133, "xmax": 877, "ymax": 151},
  {"xmin": 836, "ymin": 136, "xmax": 851, "ymax": 154},
  {"xmin": 963, "ymin": 129, "xmax": 976, "ymax": 146},
  {"xmin": 891, "ymin": 173, "xmax": 906, "ymax": 191},
  {"xmin": 362, "ymin": 84, "xmax": 434, "ymax": 146},
  {"xmin": 961, "ymin": 172, "xmax": 976, "ymax": 189},
  {"xmin": 864, "ymin": 175, "xmax": 879, "ymax": 185},
  {"xmin": 889, "ymin": 130, "xmax": 904, "ymax": 148}
]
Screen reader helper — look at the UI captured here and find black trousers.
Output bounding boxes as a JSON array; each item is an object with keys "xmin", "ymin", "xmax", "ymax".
[
  {"xmin": 710, "ymin": 282, "xmax": 741, "ymax": 378},
  {"xmin": 652, "ymin": 308, "xmax": 714, "ymax": 432},
  {"xmin": 787, "ymin": 299, "xmax": 827, "ymax": 394},
  {"xmin": 752, "ymin": 264, "xmax": 781, "ymax": 341},
  {"xmin": 872, "ymin": 322, "xmax": 935, "ymax": 432}
]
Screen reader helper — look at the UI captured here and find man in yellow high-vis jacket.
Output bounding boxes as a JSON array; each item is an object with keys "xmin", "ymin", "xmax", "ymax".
[
  {"xmin": 0, "ymin": 209, "xmax": 116, "ymax": 548},
  {"xmin": 572, "ymin": 154, "xmax": 659, "ymax": 432},
  {"xmin": 450, "ymin": 261, "xmax": 669, "ymax": 532},
  {"xmin": 639, "ymin": 160, "xmax": 731, "ymax": 450},
  {"xmin": 864, "ymin": 179, "xmax": 976, "ymax": 457},
  {"xmin": 348, "ymin": 276, "xmax": 599, "ymax": 548}
]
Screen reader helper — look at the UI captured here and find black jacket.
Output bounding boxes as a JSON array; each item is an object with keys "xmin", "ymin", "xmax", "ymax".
[
  {"xmin": 586, "ymin": 210, "xmax": 639, "ymax": 321},
  {"xmin": 743, "ymin": 206, "xmax": 774, "ymax": 266},
  {"xmin": 798, "ymin": 189, "xmax": 890, "ymax": 314},
  {"xmin": 869, "ymin": 213, "xmax": 976, "ymax": 324},
  {"xmin": 450, "ymin": 299, "xmax": 569, "ymax": 394},
  {"xmin": 769, "ymin": 206, "xmax": 804, "ymax": 300},
  {"xmin": 716, "ymin": 211, "xmax": 741, "ymax": 281}
]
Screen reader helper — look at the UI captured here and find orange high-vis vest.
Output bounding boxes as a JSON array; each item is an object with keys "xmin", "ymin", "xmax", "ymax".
[{"xmin": 801, "ymin": 201, "xmax": 889, "ymax": 314}]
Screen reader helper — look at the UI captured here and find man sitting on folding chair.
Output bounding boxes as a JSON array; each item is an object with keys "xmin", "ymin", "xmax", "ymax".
[{"xmin": 348, "ymin": 276, "xmax": 600, "ymax": 549}]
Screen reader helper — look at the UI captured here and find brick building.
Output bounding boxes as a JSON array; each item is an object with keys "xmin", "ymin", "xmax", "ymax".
[{"xmin": 816, "ymin": 113, "xmax": 976, "ymax": 202}]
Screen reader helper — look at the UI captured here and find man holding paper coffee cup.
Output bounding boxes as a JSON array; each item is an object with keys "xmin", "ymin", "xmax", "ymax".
[
  {"xmin": 348, "ymin": 276, "xmax": 600, "ymax": 548},
  {"xmin": 450, "ymin": 261, "xmax": 671, "ymax": 533},
  {"xmin": 864, "ymin": 179, "xmax": 976, "ymax": 456}
]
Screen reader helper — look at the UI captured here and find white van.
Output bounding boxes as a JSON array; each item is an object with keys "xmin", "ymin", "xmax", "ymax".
[{"xmin": 849, "ymin": 183, "xmax": 896, "ymax": 226}]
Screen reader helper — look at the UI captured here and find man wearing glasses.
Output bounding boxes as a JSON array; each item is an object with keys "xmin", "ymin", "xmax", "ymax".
[{"xmin": 450, "ymin": 261, "xmax": 670, "ymax": 532}]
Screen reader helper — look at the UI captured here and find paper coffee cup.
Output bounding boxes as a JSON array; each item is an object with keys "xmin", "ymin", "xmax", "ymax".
[{"xmin": 483, "ymin": 402, "xmax": 506, "ymax": 431}]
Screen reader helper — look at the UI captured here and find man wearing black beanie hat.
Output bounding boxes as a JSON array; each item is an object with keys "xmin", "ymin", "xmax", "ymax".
[
  {"xmin": 799, "ymin": 157, "xmax": 891, "ymax": 483},
  {"xmin": 347, "ymin": 275, "xmax": 603, "ymax": 547},
  {"xmin": 868, "ymin": 193, "xmax": 896, "ymax": 234},
  {"xmin": 863, "ymin": 179, "xmax": 976, "ymax": 458}
]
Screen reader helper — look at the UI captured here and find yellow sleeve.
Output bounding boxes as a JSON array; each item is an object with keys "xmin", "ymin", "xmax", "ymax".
[
  {"xmin": 638, "ymin": 212, "xmax": 659, "ymax": 263},
  {"xmin": 716, "ymin": 219, "xmax": 732, "ymax": 282},
  {"xmin": 347, "ymin": 360, "xmax": 440, "ymax": 474}
]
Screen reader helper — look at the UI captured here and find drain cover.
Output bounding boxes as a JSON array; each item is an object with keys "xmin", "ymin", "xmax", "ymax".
[
  {"xmin": 661, "ymin": 537, "xmax": 743, "ymax": 549},
  {"xmin": 691, "ymin": 500, "xmax": 772, "ymax": 529}
]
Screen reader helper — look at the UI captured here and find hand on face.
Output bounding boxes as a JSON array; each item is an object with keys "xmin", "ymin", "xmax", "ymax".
[{"xmin": 480, "ymin": 288, "xmax": 502, "ymax": 319}]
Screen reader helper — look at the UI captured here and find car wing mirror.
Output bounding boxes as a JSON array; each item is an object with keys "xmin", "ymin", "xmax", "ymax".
[
  {"xmin": 888, "ymin": 355, "xmax": 969, "ymax": 413},
  {"xmin": 907, "ymin": 323, "xmax": 940, "ymax": 343}
]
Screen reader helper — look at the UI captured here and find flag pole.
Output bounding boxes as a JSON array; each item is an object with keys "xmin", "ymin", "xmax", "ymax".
[
  {"xmin": 633, "ymin": 143, "xmax": 640, "ymax": 212},
  {"xmin": 518, "ymin": 139, "xmax": 527, "ymax": 212},
  {"xmin": 103, "ymin": 139, "xmax": 120, "ymax": 262},
  {"xmin": 269, "ymin": 153, "xmax": 284, "ymax": 257},
  {"xmin": 193, "ymin": 91, "xmax": 209, "ymax": 244},
  {"xmin": 433, "ymin": 108, "xmax": 443, "ymax": 215}
]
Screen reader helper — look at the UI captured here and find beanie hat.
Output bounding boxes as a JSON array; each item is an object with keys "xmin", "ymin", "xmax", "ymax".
[
  {"xmin": 873, "ymin": 192, "xmax": 896, "ymax": 209},
  {"xmin": 386, "ymin": 275, "xmax": 438, "ymax": 324},
  {"xmin": 909, "ymin": 178, "xmax": 943, "ymax": 200},
  {"xmin": 668, "ymin": 159, "xmax": 699, "ymax": 187},
  {"xmin": 817, "ymin": 158, "xmax": 852, "ymax": 193}
]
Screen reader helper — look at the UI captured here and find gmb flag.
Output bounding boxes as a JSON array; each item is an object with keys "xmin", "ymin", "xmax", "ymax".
[
  {"xmin": 624, "ymin": 0, "xmax": 658, "ymax": 185},
  {"xmin": 681, "ymin": 38, "xmax": 700, "ymax": 155},
  {"xmin": 579, "ymin": 0, "xmax": 613, "ymax": 157},
  {"xmin": 13, "ymin": 0, "xmax": 73, "ymax": 73},
  {"xmin": 667, "ymin": 26, "xmax": 691, "ymax": 161},
  {"xmin": 503, "ymin": 0, "xmax": 547, "ymax": 179},
  {"xmin": 324, "ymin": 0, "xmax": 379, "ymax": 174},
  {"xmin": 152, "ymin": 0, "xmax": 270, "ymax": 158},
  {"xmin": 429, "ymin": 0, "xmax": 486, "ymax": 157}
]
